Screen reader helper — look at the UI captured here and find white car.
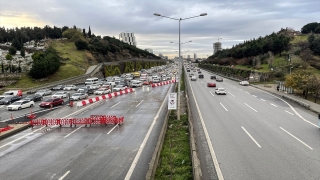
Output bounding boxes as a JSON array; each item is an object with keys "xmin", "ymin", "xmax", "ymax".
[
  {"xmin": 191, "ymin": 76, "xmax": 197, "ymax": 81},
  {"xmin": 131, "ymin": 80, "xmax": 142, "ymax": 87},
  {"xmin": 52, "ymin": 91, "xmax": 69, "ymax": 99},
  {"xmin": 87, "ymin": 84, "xmax": 100, "ymax": 90},
  {"xmin": 70, "ymin": 93, "xmax": 88, "ymax": 101},
  {"xmin": 63, "ymin": 85, "xmax": 77, "ymax": 91},
  {"xmin": 153, "ymin": 78, "xmax": 160, "ymax": 83},
  {"xmin": 7, "ymin": 100, "xmax": 34, "ymax": 111},
  {"xmin": 35, "ymin": 89, "xmax": 52, "ymax": 96},
  {"xmin": 94, "ymin": 88, "xmax": 111, "ymax": 95},
  {"xmin": 215, "ymin": 88, "xmax": 227, "ymax": 95},
  {"xmin": 113, "ymin": 85, "xmax": 127, "ymax": 92},
  {"xmin": 239, "ymin": 81, "xmax": 250, "ymax": 86}
]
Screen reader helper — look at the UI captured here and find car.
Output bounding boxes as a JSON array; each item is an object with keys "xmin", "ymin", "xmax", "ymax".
[
  {"xmin": 198, "ymin": 71, "xmax": 202, "ymax": 74},
  {"xmin": 215, "ymin": 88, "xmax": 227, "ymax": 95},
  {"xmin": 142, "ymin": 80, "xmax": 152, "ymax": 85},
  {"xmin": 0, "ymin": 95, "xmax": 22, "ymax": 105},
  {"xmin": 39, "ymin": 98, "xmax": 64, "ymax": 108},
  {"xmin": 87, "ymin": 84, "xmax": 100, "ymax": 90},
  {"xmin": 131, "ymin": 80, "xmax": 142, "ymax": 87},
  {"xmin": 153, "ymin": 78, "xmax": 161, "ymax": 83},
  {"xmin": 23, "ymin": 94, "xmax": 43, "ymax": 102},
  {"xmin": 113, "ymin": 85, "xmax": 127, "ymax": 92},
  {"xmin": 198, "ymin": 74, "xmax": 204, "ymax": 78},
  {"xmin": 63, "ymin": 85, "xmax": 77, "ymax": 91},
  {"xmin": 207, "ymin": 82, "xmax": 216, "ymax": 87},
  {"xmin": 239, "ymin": 81, "xmax": 250, "ymax": 86},
  {"xmin": 216, "ymin": 77, "xmax": 223, "ymax": 82},
  {"xmin": 70, "ymin": 93, "xmax": 88, "ymax": 101},
  {"xmin": 35, "ymin": 89, "xmax": 52, "ymax": 96},
  {"xmin": 191, "ymin": 76, "xmax": 197, "ymax": 81},
  {"xmin": 210, "ymin": 75, "xmax": 216, "ymax": 79},
  {"xmin": 0, "ymin": 90, "xmax": 23, "ymax": 98},
  {"xmin": 51, "ymin": 85, "xmax": 65, "ymax": 91},
  {"xmin": 7, "ymin": 100, "xmax": 34, "ymax": 111},
  {"xmin": 94, "ymin": 88, "xmax": 111, "ymax": 95},
  {"xmin": 187, "ymin": 69, "xmax": 190, "ymax": 72},
  {"xmin": 52, "ymin": 91, "xmax": 69, "ymax": 99},
  {"xmin": 77, "ymin": 88, "xmax": 94, "ymax": 95},
  {"xmin": 189, "ymin": 73, "xmax": 194, "ymax": 77}
]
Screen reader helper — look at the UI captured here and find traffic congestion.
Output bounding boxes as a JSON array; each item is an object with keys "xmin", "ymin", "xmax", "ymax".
[{"xmin": 0, "ymin": 64, "xmax": 178, "ymax": 121}]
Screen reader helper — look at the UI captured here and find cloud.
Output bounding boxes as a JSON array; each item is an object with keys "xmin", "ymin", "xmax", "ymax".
[{"xmin": 0, "ymin": 0, "xmax": 319, "ymax": 58}]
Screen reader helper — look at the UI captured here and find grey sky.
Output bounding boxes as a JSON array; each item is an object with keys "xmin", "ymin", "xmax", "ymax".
[{"xmin": 0, "ymin": 0, "xmax": 319, "ymax": 58}]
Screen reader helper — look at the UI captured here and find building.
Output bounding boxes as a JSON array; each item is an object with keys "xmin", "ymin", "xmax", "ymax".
[
  {"xmin": 145, "ymin": 48, "xmax": 153, "ymax": 54},
  {"xmin": 119, "ymin": 32, "xmax": 137, "ymax": 46},
  {"xmin": 194, "ymin": 53, "xmax": 197, "ymax": 60},
  {"xmin": 213, "ymin": 42, "xmax": 222, "ymax": 54}
]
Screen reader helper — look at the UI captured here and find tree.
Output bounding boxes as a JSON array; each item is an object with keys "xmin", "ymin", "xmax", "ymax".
[
  {"xmin": 20, "ymin": 47, "xmax": 25, "ymax": 57},
  {"xmin": 75, "ymin": 39, "xmax": 88, "ymax": 50},
  {"xmin": 301, "ymin": 22, "xmax": 320, "ymax": 34},
  {"xmin": 285, "ymin": 70, "xmax": 311, "ymax": 99},
  {"xmin": 82, "ymin": 28, "xmax": 86, "ymax": 37},
  {"xmin": 88, "ymin": 26, "xmax": 91, "ymax": 38},
  {"xmin": 12, "ymin": 37, "xmax": 22, "ymax": 50},
  {"xmin": 5, "ymin": 54, "xmax": 13, "ymax": 60},
  {"xmin": 9, "ymin": 46, "xmax": 17, "ymax": 55},
  {"xmin": 62, "ymin": 28, "xmax": 84, "ymax": 41}
]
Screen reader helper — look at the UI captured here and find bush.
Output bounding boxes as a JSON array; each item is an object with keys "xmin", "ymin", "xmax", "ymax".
[{"xmin": 275, "ymin": 71, "xmax": 284, "ymax": 78}]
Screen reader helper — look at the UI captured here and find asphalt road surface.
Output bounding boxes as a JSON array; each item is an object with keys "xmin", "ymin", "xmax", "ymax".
[
  {"xmin": 0, "ymin": 84, "xmax": 174, "ymax": 180},
  {"xmin": 187, "ymin": 67, "xmax": 320, "ymax": 180}
]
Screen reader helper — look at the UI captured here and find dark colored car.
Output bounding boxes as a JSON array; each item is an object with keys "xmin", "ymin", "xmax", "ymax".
[
  {"xmin": 210, "ymin": 75, "xmax": 216, "ymax": 79},
  {"xmin": 198, "ymin": 74, "xmax": 204, "ymax": 78},
  {"xmin": 39, "ymin": 98, "xmax": 64, "ymax": 108},
  {"xmin": 0, "ymin": 95, "xmax": 22, "ymax": 105},
  {"xmin": 23, "ymin": 94, "xmax": 43, "ymax": 102},
  {"xmin": 51, "ymin": 85, "xmax": 65, "ymax": 91}
]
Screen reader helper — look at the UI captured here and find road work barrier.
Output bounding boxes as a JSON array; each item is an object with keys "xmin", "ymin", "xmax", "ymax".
[
  {"xmin": 30, "ymin": 115, "xmax": 124, "ymax": 127},
  {"xmin": 151, "ymin": 80, "xmax": 176, "ymax": 87},
  {"xmin": 76, "ymin": 88, "xmax": 135, "ymax": 107}
]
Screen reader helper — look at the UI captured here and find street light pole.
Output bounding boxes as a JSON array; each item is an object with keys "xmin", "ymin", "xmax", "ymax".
[{"xmin": 154, "ymin": 12, "xmax": 207, "ymax": 120}]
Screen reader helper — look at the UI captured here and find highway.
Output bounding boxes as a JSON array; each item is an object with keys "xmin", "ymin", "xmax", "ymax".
[
  {"xmin": 0, "ymin": 84, "xmax": 174, "ymax": 180},
  {"xmin": 187, "ymin": 67, "xmax": 320, "ymax": 180}
]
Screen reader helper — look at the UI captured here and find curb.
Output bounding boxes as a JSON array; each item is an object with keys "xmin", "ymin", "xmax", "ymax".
[{"xmin": 0, "ymin": 124, "xmax": 30, "ymax": 141}]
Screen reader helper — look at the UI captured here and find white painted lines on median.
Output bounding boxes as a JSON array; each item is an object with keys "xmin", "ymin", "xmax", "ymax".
[
  {"xmin": 107, "ymin": 124, "xmax": 119, "ymax": 134},
  {"xmin": 210, "ymin": 91, "xmax": 215, "ymax": 97},
  {"xmin": 241, "ymin": 126, "xmax": 261, "ymax": 148},
  {"xmin": 220, "ymin": 103, "xmax": 228, "ymax": 111},
  {"xmin": 64, "ymin": 125, "xmax": 84, "ymax": 138},
  {"xmin": 252, "ymin": 95, "xmax": 257, "ymax": 98},
  {"xmin": 110, "ymin": 101, "xmax": 121, "ymax": 108},
  {"xmin": 280, "ymin": 127, "xmax": 313, "ymax": 150},
  {"xmin": 58, "ymin": 170, "xmax": 70, "ymax": 180},
  {"xmin": 260, "ymin": 99, "xmax": 266, "ymax": 101},
  {"xmin": 244, "ymin": 103, "xmax": 257, "ymax": 112},
  {"xmin": 228, "ymin": 92, "xmax": 235, "ymax": 97},
  {"xmin": 285, "ymin": 110, "xmax": 294, "ymax": 115},
  {"xmin": 136, "ymin": 100, "xmax": 143, "ymax": 107},
  {"xmin": 270, "ymin": 103, "xmax": 277, "ymax": 107}
]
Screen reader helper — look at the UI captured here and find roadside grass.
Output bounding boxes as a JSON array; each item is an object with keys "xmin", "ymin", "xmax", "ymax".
[
  {"xmin": 155, "ymin": 113, "xmax": 192, "ymax": 180},
  {"xmin": 234, "ymin": 64, "xmax": 270, "ymax": 72},
  {"xmin": 291, "ymin": 35, "xmax": 309, "ymax": 44}
]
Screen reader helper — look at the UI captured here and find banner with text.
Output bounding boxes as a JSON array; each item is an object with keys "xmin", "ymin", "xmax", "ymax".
[{"xmin": 168, "ymin": 93, "xmax": 177, "ymax": 110}]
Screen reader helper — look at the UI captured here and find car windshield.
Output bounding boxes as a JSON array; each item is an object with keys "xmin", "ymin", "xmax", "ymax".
[
  {"xmin": 37, "ymin": 90, "xmax": 46, "ymax": 92},
  {"xmin": 1, "ymin": 97, "xmax": 11, "ymax": 101},
  {"xmin": 55, "ymin": 92, "xmax": 64, "ymax": 95},
  {"xmin": 218, "ymin": 88, "xmax": 225, "ymax": 91},
  {"xmin": 115, "ymin": 85, "xmax": 122, "ymax": 88},
  {"xmin": 66, "ymin": 85, "xmax": 73, "ymax": 87},
  {"xmin": 25, "ymin": 95, "xmax": 34, "ymax": 99},
  {"xmin": 72, "ymin": 93, "xmax": 81, "ymax": 96},
  {"xmin": 11, "ymin": 101, "xmax": 22, "ymax": 105},
  {"xmin": 3, "ymin": 92, "xmax": 13, "ymax": 95}
]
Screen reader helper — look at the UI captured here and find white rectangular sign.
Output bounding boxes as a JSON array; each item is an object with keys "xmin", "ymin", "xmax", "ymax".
[{"xmin": 168, "ymin": 93, "xmax": 177, "ymax": 110}]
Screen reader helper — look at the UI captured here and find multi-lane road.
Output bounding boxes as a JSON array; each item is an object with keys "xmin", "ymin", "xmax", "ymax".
[
  {"xmin": 0, "ymin": 84, "xmax": 174, "ymax": 180},
  {"xmin": 187, "ymin": 68, "xmax": 320, "ymax": 180}
]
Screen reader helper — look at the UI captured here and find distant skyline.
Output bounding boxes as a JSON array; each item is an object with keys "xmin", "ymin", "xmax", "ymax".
[{"xmin": 0, "ymin": 0, "xmax": 319, "ymax": 58}]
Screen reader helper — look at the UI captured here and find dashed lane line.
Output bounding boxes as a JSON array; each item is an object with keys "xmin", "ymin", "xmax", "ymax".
[
  {"xmin": 244, "ymin": 103, "xmax": 257, "ymax": 112},
  {"xmin": 285, "ymin": 110, "xmax": 294, "ymax": 115}
]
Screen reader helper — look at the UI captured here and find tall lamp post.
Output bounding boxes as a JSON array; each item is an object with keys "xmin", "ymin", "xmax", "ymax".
[{"xmin": 154, "ymin": 12, "xmax": 207, "ymax": 120}]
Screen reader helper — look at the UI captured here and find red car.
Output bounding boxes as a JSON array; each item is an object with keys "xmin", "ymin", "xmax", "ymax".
[
  {"xmin": 207, "ymin": 82, "xmax": 216, "ymax": 87},
  {"xmin": 39, "ymin": 98, "xmax": 64, "ymax": 108},
  {"xmin": 142, "ymin": 80, "xmax": 152, "ymax": 85}
]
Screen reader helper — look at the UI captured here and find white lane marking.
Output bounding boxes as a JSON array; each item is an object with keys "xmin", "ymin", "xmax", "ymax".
[
  {"xmin": 245, "ymin": 91, "xmax": 250, "ymax": 94},
  {"xmin": 210, "ymin": 91, "xmax": 215, "ymax": 97},
  {"xmin": 270, "ymin": 103, "xmax": 277, "ymax": 107},
  {"xmin": 107, "ymin": 124, "xmax": 119, "ymax": 134},
  {"xmin": 260, "ymin": 99, "xmax": 266, "ymax": 101},
  {"xmin": 204, "ymin": 85, "xmax": 207, "ymax": 88},
  {"xmin": 188, "ymin": 77, "xmax": 224, "ymax": 179},
  {"xmin": 148, "ymin": 91, "xmax": 153, "ymax": 95},
  {"xmin": 241, "ymin": 126, "xmax": 261, "ymax": 148},
  {"xmin": 110, "ymin": 101, "xmax": 121, "ymax": 108},
  {"xmin": 124, "ymin": 84, "xmax": 172, "ymax": 180},
  {"xmin": 239, "ymin": 89, "xmax": 243, "ymax": 91},
  {"xmin": 58, "ymin": 170, "xmax": 70, "ymax": 180},
  {"xmin": 244, "ymin": 103, "xmax": 257, "ymax": 112},
  {"xmin": 0, "ymin": 127, "xmax": 45, "ymax": 149},
  {"xmin": 252, "ymin": 95, "xmax": 257, "ymax": 97},
  {"xmin": 280, "ymin": 127, "xmax": 313, "ymax": 150},
  {"xmin": 64, "ymin": 125, "xmax": 83, "ymax": 138},
  {"xmin": 285, "ymin": 110, "xmax": 294, "ymax": 115},
  {"xmin": 257, "ymin": 90, "xmax": 318, "ymax": 127},
  {"xmin": 220, "ymin": 103, "xmax": 228, "ymax": 111},
  {"xmin": 228, "ymin": 92, "xmax": 235, "ymax": 97},
  {"xmin": 136, "ymin": 100, "xmax": 144, "ymax": 107}
]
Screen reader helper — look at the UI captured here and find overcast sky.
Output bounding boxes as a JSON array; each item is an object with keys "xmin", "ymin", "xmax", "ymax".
[{"xmin": 1, "ymin": 0, "xmax": 319, "ymax": 58}]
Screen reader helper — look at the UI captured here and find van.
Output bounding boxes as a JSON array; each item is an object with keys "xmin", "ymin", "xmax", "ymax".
[
  {"xmin": 0, "ymin": 90, "xmax": 23, "ymax": 98},
  {"xmin": 85, "ymin": 77, "xmax": 99, "ymax": 85}
]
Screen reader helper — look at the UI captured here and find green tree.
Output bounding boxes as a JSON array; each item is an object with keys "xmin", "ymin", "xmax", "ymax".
[
  {"xmin": 20, "ymin": 47, "xmax": 25, "ymax": 57},
  {"xmin": 285, "ymin": 70, "xmax": 311, "ymax": 99},
  {"xmin": 82, "ymin": 28, "xmax": 86, "ymax": 37},
  {"xmin": 12, "ymin": 37, "xmax": 22, "ymax": 50},
  {"xmin": 62, "ymin": 28, "xmax": 84, "ymax": 41},
  {"xmin": 9, "ymin": 46, "xmax": 17, "ymax": 55},
  {"xmin": 75, "ymin": 39, "xmax": 88, "ymax": 50},
  {"xmin": 301, "ymin": 22, "xmax": 320, "ymax": 34},
  {"xmin": 5, "ymin": 54, "xmax": 13, "ymax": 60},
  {"xmin": 88, "ymin": 26, "xmax": 91, "ymax": 38}
]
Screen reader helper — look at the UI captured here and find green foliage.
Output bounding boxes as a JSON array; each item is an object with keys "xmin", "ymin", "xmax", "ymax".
[
  {"xmin": 275, "ymin": 71, "xmax": 284, "ymax": 78},
  {"xmin": 20, "ymin": 47, "xmax": 25, "ymax": 57},
  {"xmin": 62, "ymin": 28, "xmax": 84, "ymax": 41},
  {"xmin": 75, "ymin": 39, "xmax": 88, "ymax": 50},
  {"xmin": 88, "ymin": 26, "xmax": 91, "ymax": 38},
  {"xmin": 5, "ymin": 54, "xmax": 13, "ymax": 60},
  {"xmin": 105, "ymin": 65, "xmax": 121, "ymax": 76},
  {"xmin": 9, "ymin": 46, "xmax": 17, "ymax": 55},
  {"xmin": 12, "ymin": 37, "xmax": 22, "ymax": 50},
  {"xmin": 301, "ymin": 22, "xmax": 320, "ymax": 34},
  {"xmin": 308, "ymin": 34, "xmax": 320, "ymax": 56},
  {"xmin": 29, "ymin": 47, "xmax": 61, "ymax": 79},
  {"xmin": 124, "ymin": 62, "xmax": 134, "ymax": 73}
]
